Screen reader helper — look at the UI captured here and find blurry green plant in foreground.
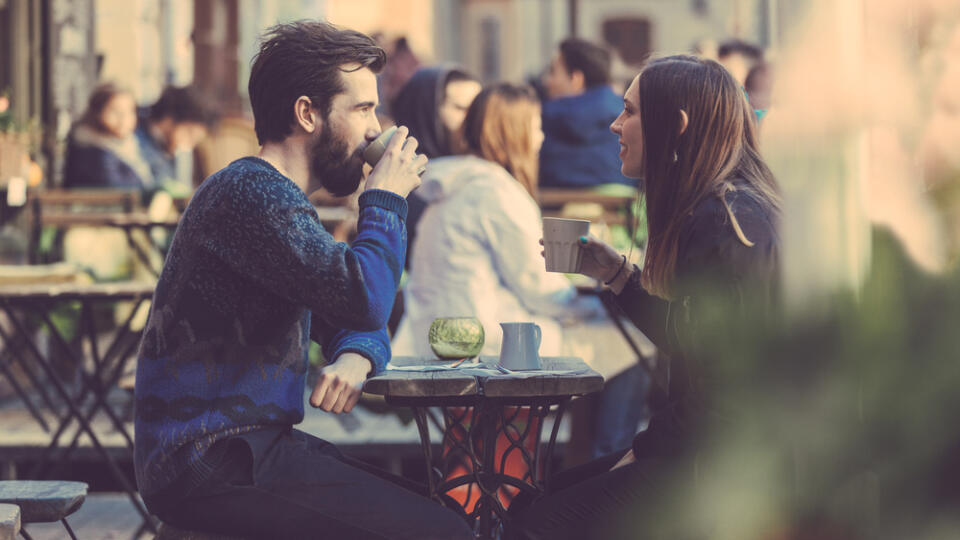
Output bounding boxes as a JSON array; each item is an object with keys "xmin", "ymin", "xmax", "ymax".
[{"xmin": 606, "ymin": 228, "xmax": 960, "ymax": 539}]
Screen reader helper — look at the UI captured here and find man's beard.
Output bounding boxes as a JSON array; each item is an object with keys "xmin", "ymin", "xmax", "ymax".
[{"xmin": 308, "ymin": 122, "xmax": 366, "ymax": 197}]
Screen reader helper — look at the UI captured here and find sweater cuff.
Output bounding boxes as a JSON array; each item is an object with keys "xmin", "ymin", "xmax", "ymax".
[{"xmin": 359, "ymin": 189, "xmax": 408, "ymax": 221}]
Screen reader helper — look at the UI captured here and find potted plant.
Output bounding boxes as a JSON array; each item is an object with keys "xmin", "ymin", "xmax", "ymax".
[{"xmin": 0, "ymin": 90, "xmax": 43, "ymax": 189}]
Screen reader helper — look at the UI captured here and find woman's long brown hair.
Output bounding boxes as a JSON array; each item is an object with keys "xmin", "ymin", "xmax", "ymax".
[
  {"xmin": 637, "ymin": 55, "xmax": 781, "ymax": 299},
  {"xmin": 461, "ymin": 83, "xmax": 540, "ymax": 197}
]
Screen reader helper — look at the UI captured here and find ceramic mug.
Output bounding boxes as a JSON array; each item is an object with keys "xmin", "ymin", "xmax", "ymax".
[
  {"xmin": 542, "ymin": 217, "xmax": 590, "ymax": 273},
  {"xmin": 499, "ymin": 322, "xmax": 542, "ymax": 370},
  {"xmin": 362, "ymin": 126, "xmax": 399, "ymax": 167}
]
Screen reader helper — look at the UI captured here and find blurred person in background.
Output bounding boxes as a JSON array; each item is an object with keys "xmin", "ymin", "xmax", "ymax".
[
  {"xmin": 539, "ymin": 38, "xmax": 635, "ymax": 188},
  {"xmin": 63, "ymin": 82, "xmax": 151, "ymax": 190},
  {"xmin": 391, "ymin": 65, "xmax": 481, "ymax": 269},
  {"xmin": 509, "ymin": 55, "xmax": 781, "ymax": 540},
  {"xmin": 717, "ymin": 38, "xmax": 765, "ymax": 86},
  {"xmin": 392, "ymin": 83, "xmax": 598, "ymax": 357},
  {"xmin": 540, "ymin": 37, "xmax": 649, "ymax": 461},
  {"xmin": 136, "ymin": 85, "xmax": 219, "ymax": 193}
]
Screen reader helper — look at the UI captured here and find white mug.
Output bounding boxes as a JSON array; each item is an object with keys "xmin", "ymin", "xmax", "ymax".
[
  {"xmin": 499, "ymin": 322, "xmax": 542, "ymax": 370},
  {"xmin": 542, "ymin": 217, "xmax": 590, "ymax": 273}
]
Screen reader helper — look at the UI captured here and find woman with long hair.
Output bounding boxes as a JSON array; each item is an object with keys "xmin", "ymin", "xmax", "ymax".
[
  {"xmin": 393, "ymin": 83, "xmax": 592, "ymax": 358},
  {"xmin": 508, "ymin": 55, "xmax": 781, "ymax": 540}
]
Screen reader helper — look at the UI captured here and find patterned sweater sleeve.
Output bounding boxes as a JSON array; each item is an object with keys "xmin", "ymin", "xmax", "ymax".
[
  {"xmin": 309, "ymin": 311, "xmax": 391, "ymax": 375},
  {"xmin": 197, "ymin": 175, "xmax": 407, "ymax": 333}
]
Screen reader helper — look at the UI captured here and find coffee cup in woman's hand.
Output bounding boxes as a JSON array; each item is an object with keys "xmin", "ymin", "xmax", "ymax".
[{"xmin": 576, "ymin": 234, "xmax": 624, "ymax": 282}]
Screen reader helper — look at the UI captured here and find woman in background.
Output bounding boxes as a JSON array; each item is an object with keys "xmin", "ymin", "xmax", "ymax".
[
  {"xmin": 63, "ymin": 82, "xmax": 151, "ymax": 190},
  {"xmin": 392, "ymin": 83, "xmax": 594, "ymax": 358}
]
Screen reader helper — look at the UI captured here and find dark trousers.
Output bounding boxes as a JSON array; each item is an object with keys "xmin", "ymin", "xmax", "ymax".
[
  {"xmin": 592, "ymin": 362, "xmax": 651, "ymax": 458},
  {"xmin": 144, "ymin": 427, "xmax": 474, "ymax": 540},
  {"xmin": 505, "ymin": 449, "xmax": 663, "ymax": 540}
]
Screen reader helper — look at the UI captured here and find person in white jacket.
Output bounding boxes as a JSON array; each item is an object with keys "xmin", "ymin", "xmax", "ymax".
[{"xmin": 392, "ymin": 83, "xmax": 594, "ymax": 357}]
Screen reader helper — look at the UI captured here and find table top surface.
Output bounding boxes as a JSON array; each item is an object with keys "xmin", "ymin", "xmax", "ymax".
[
  {"xmin": 363, "ymin": 356, "xmax": 603, "ymax": 399},
  {"xmin": 0, "ymin": 280, "xmax": 156, "ymax": 300}
]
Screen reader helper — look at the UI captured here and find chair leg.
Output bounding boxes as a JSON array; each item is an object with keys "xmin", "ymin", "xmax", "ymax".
[
  {"xmin": 61, "ymin": 518, "xmax": 78, "ymax": 540},
  {"xmin": 19, "ymin": 526, "xmax": 33, "ymax": 540}
]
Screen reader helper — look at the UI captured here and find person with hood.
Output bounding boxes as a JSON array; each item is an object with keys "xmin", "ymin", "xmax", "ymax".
[
  {"xmin": 392, "ymin": 83, "xmax": 593, "ymax": 358},
  {"xmin": 391, "ymin": 65, "xmax": 481, "ymax": 267},
  {"xmin": 63, "ymin": 82, "xmax": 152, "ymax": 190},
  {"xmin": 539, "ymin": 38, "xmax": 635, "ymax": 188}
]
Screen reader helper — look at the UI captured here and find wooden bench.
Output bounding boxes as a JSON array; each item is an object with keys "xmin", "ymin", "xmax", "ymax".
[
  {"xmin": 0, "ymin": 504, "xmax": 19, "ymax": 540},
  {"xmin": 0, "ymin": 480, "xmax": 86, "ymax": 539}
]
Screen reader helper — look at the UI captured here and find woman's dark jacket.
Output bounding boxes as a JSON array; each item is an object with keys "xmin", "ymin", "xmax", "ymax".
[
  {"xmin": 62, "ymin": 125, "xmax": 149, "ymax": 190},
  {"xmin": 611, "ymin": 183, "xmax": 780, "ymax": 459}
]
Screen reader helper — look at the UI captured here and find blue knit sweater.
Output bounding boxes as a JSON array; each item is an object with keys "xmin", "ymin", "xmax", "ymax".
[{"xmin": 133, "ymin": 157, "xmax": 406, "ymax": 497}]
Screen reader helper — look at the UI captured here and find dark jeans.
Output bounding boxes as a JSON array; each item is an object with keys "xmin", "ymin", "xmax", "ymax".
[
  {"xmin": 144, "ymin": 427, "xmax": 474, "ymax": 540},
  {"xmin": 592, "ymin": 362, "xmax": 651, "ymax": 458},
  {"xmin": 505, "ymin": 449, "xmax": 663, "ymax": 540}
]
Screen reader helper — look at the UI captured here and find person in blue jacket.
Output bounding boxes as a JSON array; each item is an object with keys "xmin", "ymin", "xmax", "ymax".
[{"xmin": 539, "ymin": 38, "xmax": 635, "ymax": 188}]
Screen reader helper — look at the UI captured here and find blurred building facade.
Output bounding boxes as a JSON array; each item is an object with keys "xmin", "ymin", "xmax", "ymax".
[
  {"xmin": 1, "ymin": 0, "xmax": 785, "ymax": 186},
  {"xmin": 439, "ymin": 0, "xmax": 783, "ymax": 85}
]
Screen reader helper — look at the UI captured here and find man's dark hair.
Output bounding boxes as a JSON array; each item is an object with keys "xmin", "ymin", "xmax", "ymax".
[
  {"xmin": 558, "ymin": 38, "xmax": 612, "ymax": 88},
  {"xmin": 717, "ymin": 39, "xmax": 764, "ymax": 62},
  {"xmin": 248, "ymin": 21, "xmax": 386, "ymax": 145},
  {"xmin": 149, "ymin": 86, "xmax": 219, "ymax": 129}
]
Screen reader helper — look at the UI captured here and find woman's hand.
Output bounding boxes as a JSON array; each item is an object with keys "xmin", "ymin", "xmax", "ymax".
[{"xmin": 575, "ymin": 234, "xmax": 624, "ymax": 283}]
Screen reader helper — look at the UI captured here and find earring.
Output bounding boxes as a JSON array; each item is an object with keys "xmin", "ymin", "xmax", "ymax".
[{"xmin": 672, "ymin": 151, "xmax": 679, "ymax": 163}]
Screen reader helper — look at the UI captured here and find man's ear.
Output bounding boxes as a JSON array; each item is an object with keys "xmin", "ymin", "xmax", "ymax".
[
  {"xmin": 678, "ymin": 109, "xmax": 689, "ymax": 136},
  {"xmin": 294, "ymin": 96, "xmax": 320, "ymax": 134}
]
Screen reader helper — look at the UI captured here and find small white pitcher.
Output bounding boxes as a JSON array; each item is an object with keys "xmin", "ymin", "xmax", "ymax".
[{"xmin": 499, "ymin": 322, "xmax": 542, "ymax": 370}]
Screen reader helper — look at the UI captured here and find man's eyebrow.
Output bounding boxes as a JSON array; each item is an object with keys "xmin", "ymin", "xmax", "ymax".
[{"xmin": 353, "ymin": 101, "xmax": 377, "ymax": 110}]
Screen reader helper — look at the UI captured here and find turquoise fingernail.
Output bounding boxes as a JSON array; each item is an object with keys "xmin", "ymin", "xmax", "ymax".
[{"xmin": 579, "ymin": 236, "xmax": 588, "ymax": 244}]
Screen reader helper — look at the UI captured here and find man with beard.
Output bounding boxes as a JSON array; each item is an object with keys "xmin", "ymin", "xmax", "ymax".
[{"xmin": 133, "ymin": 21, "xmax": 473, "ymax": 540}]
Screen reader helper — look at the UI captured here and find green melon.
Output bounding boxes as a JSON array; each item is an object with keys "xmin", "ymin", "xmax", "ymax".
[{"xmin": 428, "ymin": 317, "xmax": 485, "ymax": 359}]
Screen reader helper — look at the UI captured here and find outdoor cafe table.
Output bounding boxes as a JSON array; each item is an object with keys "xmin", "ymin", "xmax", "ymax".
[
  {"xmin": 39, "ymin": 212, "xmax": 180, "ymax": 278},
  {"xmin": 363, "ymin": 355, "xmax": 603, "ymax": 538},
  {"xmin": 0, "ymin": 281, "xmax": 157, "ymax": 532}
]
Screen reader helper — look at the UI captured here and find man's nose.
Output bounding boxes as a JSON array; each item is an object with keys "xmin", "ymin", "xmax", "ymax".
[{"xmin": 367, "ymin": 119, "xmax": 382, "ymax": 140}]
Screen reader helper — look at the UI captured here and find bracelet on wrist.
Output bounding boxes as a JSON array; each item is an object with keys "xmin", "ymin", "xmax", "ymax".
[{"xmin": 604, "ymin": 255, "xmax": 628, "ymax": 286}]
